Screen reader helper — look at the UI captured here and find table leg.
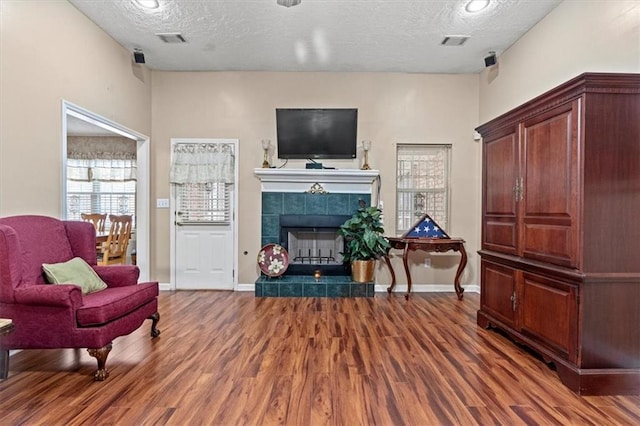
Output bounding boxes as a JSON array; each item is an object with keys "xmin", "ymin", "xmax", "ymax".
[
  {"xmin": 0, "ymin": 323, "xmax": 14, "ymax": 380},
  {"xmin": 402, "ymin": 244, "xmax": 412, "ymax": 300},
  {"xmin": 383, "ymin": 255, "xmax": 397, "ymax": 294},
  {"xmin": 0, "ymin": 349, "xmax": 8, "ymax": 379},
  {"xmin": 454, "ymin": 243, "xmax": 468, "ymax": 300}
]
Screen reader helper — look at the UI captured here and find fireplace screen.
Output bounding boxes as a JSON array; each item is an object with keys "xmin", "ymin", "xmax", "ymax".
[
  {"xmin": 279, "ymin": 214, "xmax": 351, "ymax": 276},
  {"xmin": 287, "ymin": 230, "xmax": 344, "ymax": 265}
]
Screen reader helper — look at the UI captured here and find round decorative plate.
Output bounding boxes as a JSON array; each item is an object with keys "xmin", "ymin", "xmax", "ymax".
[{"xmin": 257, "ymin": 243, "xmax": 289, "ymax": 277}]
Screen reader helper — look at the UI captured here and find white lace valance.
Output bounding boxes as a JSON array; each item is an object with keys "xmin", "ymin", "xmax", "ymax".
[
  {"xmin": 170, "ymin": 143, "xmax": 235, "ymax": 184},
  {"xmin": 68, "ymin": 151, "xmax": 136, "ymax": 161},
  {"xmin": 67, "ymin": 157, "xmax": 137, "ymax": 182}
]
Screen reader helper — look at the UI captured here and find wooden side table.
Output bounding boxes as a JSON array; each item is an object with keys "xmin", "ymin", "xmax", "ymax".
[
  {"xmin": 0, "ymin": 319, "xmax": 15, "ymax": 380},
  {"xmin": 384, "ymin": 237, "xmax": 467, "ymax": 300}
]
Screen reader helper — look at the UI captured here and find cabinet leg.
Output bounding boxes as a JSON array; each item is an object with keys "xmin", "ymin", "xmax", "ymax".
[{"xmin": 476, "ymin": 311, "xmax": 490, "ymax": 328}]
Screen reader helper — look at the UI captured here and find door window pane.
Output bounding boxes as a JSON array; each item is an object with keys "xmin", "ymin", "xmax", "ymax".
[{"xmin": 175, "ymin": 182, "xmax": 230, "ymax": 224}]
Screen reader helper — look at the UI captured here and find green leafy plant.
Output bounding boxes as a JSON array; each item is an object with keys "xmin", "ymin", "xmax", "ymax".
[{"xmin": 339, "ymin": 205, "xmax": 391, "ymax": 262}]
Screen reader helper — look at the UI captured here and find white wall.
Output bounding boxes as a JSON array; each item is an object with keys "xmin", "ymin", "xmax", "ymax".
[
  {"xmin": 479, "ymin": 0, "xmax": 640, "ymax": 123},
  {"xmin": 151, "ymin": 72, "xmax": 481, "ymax": 286},
  {"xmin": 0, "ymin": 1, "xmax": 152, "ymax": 216}
]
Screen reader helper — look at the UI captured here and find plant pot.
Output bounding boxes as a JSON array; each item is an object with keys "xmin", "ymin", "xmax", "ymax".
[{"xmin": 351, "ymin": 259, "xmax": 376, "ymax": 283}]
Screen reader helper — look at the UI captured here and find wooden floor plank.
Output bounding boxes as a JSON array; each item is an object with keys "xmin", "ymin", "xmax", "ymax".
[{"xmin": 1, "ymin": 291, "xmax": 639, "ymax": 425}]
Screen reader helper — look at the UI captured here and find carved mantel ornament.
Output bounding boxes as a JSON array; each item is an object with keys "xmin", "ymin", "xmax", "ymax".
[{"xmin": 306, "ymin": 182, "xmax": 328, "ymax": 194}]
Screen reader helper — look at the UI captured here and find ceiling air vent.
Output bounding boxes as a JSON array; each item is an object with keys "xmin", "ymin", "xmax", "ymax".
[
  {"xmin": 441, "ymin": 36, "xmax": 469, "ymax": 46},
  {"xmin": 156, "ymin": 32, "xmax": 187, "ymax": 43}
]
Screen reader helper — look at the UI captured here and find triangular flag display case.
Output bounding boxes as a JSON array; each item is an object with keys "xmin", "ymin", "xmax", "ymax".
[
  {"xmin": 401, "ymin": 213, "xmax": 450, "ymax": 239},
  {"xmin": 385, "ymin": 212, "xmax": 467, "ymax": 301}
]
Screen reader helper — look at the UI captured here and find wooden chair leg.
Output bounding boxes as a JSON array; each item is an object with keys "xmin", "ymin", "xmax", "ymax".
[
  {"xmin": 87, "ymin": 343, "xmax": 112, "ymax": 381},
  {"xmin": 149, "ymin": 312, "xmax": 161, "ymax": 338},
  {"xmin": 0, "ymin": 349, "xmax": 9, "ymax": 380}
]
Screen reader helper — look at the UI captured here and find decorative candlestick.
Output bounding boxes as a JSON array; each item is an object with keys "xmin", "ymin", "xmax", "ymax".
[
  {"xmin": 261, "ymin": 139, "xmax": 271, "ymax": 168},
  {"xmin": 361, "ymin": 140, "xmax": 371, "ymax": 170}
]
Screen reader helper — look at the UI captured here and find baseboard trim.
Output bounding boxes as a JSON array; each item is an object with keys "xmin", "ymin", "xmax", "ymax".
[
  {"xmin": 236, "ymin": 283, "xmax": 255, "ymax": 292},
  {"xmin": 160, "ymin": 282, "xmax": 480, "ymax": 294},
  {"xmin": 379, "ymin": 283, "xmax": 480, "ymax": 294},
  {"xmin": 233, "ymin": 283, "xmax": 479, "ymax": 294}
]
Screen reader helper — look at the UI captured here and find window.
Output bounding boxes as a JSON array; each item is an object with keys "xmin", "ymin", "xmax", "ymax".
[
  {"xmin": 170, "ymin": 141, "xmax": 235, "ymax": 225},
  {"xmin": 175, "ymin": 182, "xmax": 231, "ymax": 224},
  {"xmin": 67, "ymin": 178, "xmax": 136, "ymax": 230},
  {"xmin": 66, "ymin": 136, "xmax": 137, "ymax": 230},
  {"xmin": 396, "ymin": 144, "xmax": 451, "ymax": 235}
]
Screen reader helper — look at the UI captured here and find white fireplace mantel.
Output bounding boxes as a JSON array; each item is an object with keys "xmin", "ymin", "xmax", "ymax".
[{"xmin": 254, "ymin": 168, "xmax": 380, "ymax": 194}]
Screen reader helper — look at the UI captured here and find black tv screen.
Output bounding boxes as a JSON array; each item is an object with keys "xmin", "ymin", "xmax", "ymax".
[{"xmin": 276, "ymin": 108, "xmax": 358, "ymax": 159}]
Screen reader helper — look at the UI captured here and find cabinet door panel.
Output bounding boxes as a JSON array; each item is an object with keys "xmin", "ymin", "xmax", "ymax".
[
  {"xmin": 485, "ymin": 221, "xmax": 518, "ymax": 251},
  {"xmin": 481, "ymin": 260, "xmax": 517, "ymax": 328},
  {"xmin": 521, "ymin": 101, "xmax": 580, "ymax": 268},
  {"xmin": 483, "ymin": 130, "xmax": 518, "ymax": 254},
  {"xmin": 522, "ymin": 223, "xmax": 573, "ymax": 266},
  {"xmin": 520, "ymin": 272, "xmax": 577, "ymax": 362}
]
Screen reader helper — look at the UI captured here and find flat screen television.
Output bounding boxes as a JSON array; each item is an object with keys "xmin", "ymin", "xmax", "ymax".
[{"xmin": 276, "ymin": 108, "xmax": 358, "ymax": 159}]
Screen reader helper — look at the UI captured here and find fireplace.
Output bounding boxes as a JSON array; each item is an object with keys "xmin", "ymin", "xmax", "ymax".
[
  {"xmin": 254, "ymin": 168, "xmax": 380, "ymax": 297},
  {"xmin": 279, "ymin": 214, "xmax": 351, "ymax": 276}
]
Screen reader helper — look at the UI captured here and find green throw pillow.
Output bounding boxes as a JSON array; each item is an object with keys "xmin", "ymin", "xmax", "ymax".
[{"xmin": 42, "ymin": 257, "xmax": 108, "ymax": 295}]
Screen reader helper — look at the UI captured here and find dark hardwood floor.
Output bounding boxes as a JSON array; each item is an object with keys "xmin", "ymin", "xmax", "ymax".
[{"xmin": 1, "ymin": 291, "xmax": 639, "ymax": 425}]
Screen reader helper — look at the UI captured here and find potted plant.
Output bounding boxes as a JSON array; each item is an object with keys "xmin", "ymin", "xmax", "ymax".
[{"xmin": 338, "ymin": 205, "xmax": 391, "ymax": 283}]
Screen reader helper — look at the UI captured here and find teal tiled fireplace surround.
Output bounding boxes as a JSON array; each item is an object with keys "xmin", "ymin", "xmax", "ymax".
[
  {"xmin": 257, "ymin": 191, "xmax": 373, "ymax": 297},
  {"xmin": 260, "ymin": 192, "xmax": 370, "ymax": 247}
]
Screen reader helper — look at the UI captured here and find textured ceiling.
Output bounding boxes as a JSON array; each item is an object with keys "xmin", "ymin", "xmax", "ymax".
[{"xmin": 68, "ymin": 0, "xmax": 562, "ymax": 73}]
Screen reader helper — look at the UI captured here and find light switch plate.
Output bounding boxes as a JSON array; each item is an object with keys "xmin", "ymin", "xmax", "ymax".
[{"xmin": 156, "ymin": 198, "xmax": 170, "ymax": 208}]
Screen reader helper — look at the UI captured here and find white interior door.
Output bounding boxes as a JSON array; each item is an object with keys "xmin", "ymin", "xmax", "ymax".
[
  {"xmin": 173, "ymin": 140, "xmax": 236, "ymax": 290},
  {"xmin": 175, "ymin": 220, "xmax": 233, "ymax": 290}
]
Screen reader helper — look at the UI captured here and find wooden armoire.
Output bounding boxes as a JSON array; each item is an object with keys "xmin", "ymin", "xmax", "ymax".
[{"xmin": 476, "ymin": 73, "xmax": 640, "ymax": 395}]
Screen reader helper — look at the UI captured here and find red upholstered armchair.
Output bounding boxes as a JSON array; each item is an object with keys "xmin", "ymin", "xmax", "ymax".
[{"xmin": 0, "ymin": 215, "xmax": 160, "ymax": 380}]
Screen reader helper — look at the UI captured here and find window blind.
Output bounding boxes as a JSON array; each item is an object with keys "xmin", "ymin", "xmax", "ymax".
[
  {"xmin": 396, "ymin": 144, "xmax": 451, "ymax": 235},
  {"xmin": 175, "ymin": 182, "xmax": 230, "ymax": 225},
  {"xmin": 67, "ymin": 180, "xmax": 136, "ymax": 229}
]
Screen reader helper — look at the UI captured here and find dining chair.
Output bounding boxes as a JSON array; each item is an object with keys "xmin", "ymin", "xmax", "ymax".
[
  {"xmin": 98, "ymin": 214, "xmax": 132, "ymax": 266},
  {"xmin": 81, "ymin": 213, "xmax": 107, "ymax": 233}
]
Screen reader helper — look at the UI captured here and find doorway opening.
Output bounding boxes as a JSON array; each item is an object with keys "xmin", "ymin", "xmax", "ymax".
[{"xmin": 61, "ymin": 100, "xmax": 151, "ymax": 281}]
